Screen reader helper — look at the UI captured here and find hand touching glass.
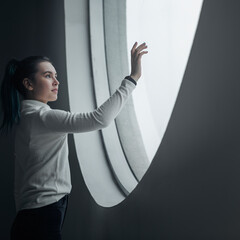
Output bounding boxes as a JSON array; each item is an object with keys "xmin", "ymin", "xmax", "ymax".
[{"xmin": 130, "ymin": 42, "xmax": 148, "ymax": 82}]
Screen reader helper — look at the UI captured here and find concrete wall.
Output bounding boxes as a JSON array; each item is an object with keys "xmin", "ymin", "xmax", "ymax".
[{"xmin": 1, "ymin": 0, "xmax": 240, "ymax": 239}]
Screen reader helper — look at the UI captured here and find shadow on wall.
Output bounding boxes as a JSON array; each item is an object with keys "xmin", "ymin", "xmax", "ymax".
[
  {"xmin": 0, "ymin": 130, "xmax": 15, "ymax": 236},
  {"xmin": 0, "ymin": 1, "xmax": 69, "ymax": 239}
]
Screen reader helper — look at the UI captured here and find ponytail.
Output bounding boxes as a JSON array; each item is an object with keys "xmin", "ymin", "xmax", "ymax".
[
  {"xmin": 0, "ymin": 56, "xmax": 52, "ymax": 135},
  {"xmin": 0, "ymin": 59, "xmax": 21, "ymax": 135}
]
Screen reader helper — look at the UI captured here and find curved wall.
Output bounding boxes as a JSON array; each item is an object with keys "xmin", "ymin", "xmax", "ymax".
[
  {"xmin": 64, "ymin": 0, "xmax": 127, "ymax": 206},
  {"xmin": 64, "ymin": 0, "xmax": 146, "ymax": 206}
]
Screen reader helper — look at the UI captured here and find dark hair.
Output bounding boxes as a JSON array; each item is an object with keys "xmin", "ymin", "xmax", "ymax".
[{"xmin": 0, "ymin": 56, "xmax": 52, "ymax": 135}]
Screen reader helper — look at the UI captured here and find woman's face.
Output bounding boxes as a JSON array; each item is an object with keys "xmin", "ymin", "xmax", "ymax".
[{"xmin": 25, "ymin": 61, "xmax": 59, "ymax": 103}]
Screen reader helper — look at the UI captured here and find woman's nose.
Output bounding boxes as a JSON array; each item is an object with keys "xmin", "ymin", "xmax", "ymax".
[{"xmin": 53, "ymin": 78, "xmax": 60, "ymax": 85}]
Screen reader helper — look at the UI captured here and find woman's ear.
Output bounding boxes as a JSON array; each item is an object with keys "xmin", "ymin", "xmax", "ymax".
[{"xmin": 22, "ymin": 78, "xmax": 34, "ymax": 91}]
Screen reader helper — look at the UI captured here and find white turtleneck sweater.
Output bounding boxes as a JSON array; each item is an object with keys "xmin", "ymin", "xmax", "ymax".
[{"xmin": 13, "ymin": 78, "xmax": 136, "ymax": 212}]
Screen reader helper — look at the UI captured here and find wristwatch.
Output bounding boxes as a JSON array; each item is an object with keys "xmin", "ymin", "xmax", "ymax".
[{"xmin": 124, "ymin": 76, "xmax": 137, "ymax": 86}]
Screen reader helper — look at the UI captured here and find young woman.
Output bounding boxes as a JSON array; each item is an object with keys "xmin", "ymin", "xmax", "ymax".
[{"xmin": 0, "ymin": 42, "xmax": 148, "ymax": 240}]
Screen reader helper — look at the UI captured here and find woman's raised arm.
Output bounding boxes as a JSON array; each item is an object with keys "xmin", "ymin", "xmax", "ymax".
[{"xmin": 39, "ymin": 41, "xmax": 148, "ymax": 134}]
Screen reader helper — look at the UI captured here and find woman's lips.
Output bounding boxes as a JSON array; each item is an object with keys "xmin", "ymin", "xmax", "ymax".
[{"xmin": 52, "ymin": 89, "xmax": 58, "ymax": 93}]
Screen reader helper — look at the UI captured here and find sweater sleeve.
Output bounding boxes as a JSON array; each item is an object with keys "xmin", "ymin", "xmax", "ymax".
[{"xmin": 39, "ymin": 78, "xmax": 136, "ymax": 133}]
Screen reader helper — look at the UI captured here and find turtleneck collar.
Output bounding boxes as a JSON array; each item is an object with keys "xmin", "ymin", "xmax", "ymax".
[{"xmin": 21, "ymin": 99, "xmax": 51, "ymax": 109}]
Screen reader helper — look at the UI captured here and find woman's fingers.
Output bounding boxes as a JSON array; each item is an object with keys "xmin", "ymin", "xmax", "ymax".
[
  {"xmin": 132, "ymin": 42, "xmax": 148, "ymax": 58},
  {"xmin": 131, "ymin": 42, "xmax": 146, "ymax": 54},
  {"xmin": 131, "ymin": 42, "xmax": 138, "ymax": 54},
  {"xmin": 136, "ymin": 42, "xmax": 147, "ymax": 51},
  {"xmin": 139, "ymin": 50, "xmax": 148, "ymax": 59}
]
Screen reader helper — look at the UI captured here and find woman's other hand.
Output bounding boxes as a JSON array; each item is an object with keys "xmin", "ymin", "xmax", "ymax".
[{"xmin": 130, "ymin": 42, "xmax": 148, "ymax": 82}]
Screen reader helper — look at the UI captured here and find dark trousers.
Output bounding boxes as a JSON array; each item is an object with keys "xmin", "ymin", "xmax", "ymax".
[{"xmin": 10, "ymin": 194, "xmax": 69, "ymax": 240}]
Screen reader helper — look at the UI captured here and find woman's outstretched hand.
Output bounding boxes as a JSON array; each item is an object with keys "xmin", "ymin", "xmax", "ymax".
[{"xmin": 130, "ymin": 42, "xmax": 148, "ymax": 82}]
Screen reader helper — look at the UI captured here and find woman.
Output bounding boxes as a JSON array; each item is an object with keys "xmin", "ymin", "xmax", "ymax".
[{"xmin": 0, "ymin": 42, "xmax": 148, "ymax": 239}]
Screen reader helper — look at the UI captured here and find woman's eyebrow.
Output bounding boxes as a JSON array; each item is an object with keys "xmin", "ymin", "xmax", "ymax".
[{"xmin": 42, "ymin": 71, "xmax": 57, "ymax": 75}]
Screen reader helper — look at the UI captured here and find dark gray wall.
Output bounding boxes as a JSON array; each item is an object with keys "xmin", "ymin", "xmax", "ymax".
[
  {"xmin": 1, "ymin": 0, "xmax": 240, "ymax": 239},
  {"xmin": 0, "ymin": 0, "xmax": 70, "ymax": 239}
]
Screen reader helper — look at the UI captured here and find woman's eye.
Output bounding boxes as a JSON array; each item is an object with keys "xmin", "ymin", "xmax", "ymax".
[{"xmin": 45, "ymin": 74, "xmax": 57, "ymax": 79}]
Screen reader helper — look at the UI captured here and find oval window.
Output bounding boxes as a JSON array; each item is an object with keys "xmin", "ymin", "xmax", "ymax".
[{"xmin": 126, "ymin": 0, "xmax": 204, "ymax": 162}]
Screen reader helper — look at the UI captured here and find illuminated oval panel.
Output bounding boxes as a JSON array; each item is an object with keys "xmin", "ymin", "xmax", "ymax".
[{"xmin": 126, "ymin": 0, "xmax": 204, "ymax": 162}]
